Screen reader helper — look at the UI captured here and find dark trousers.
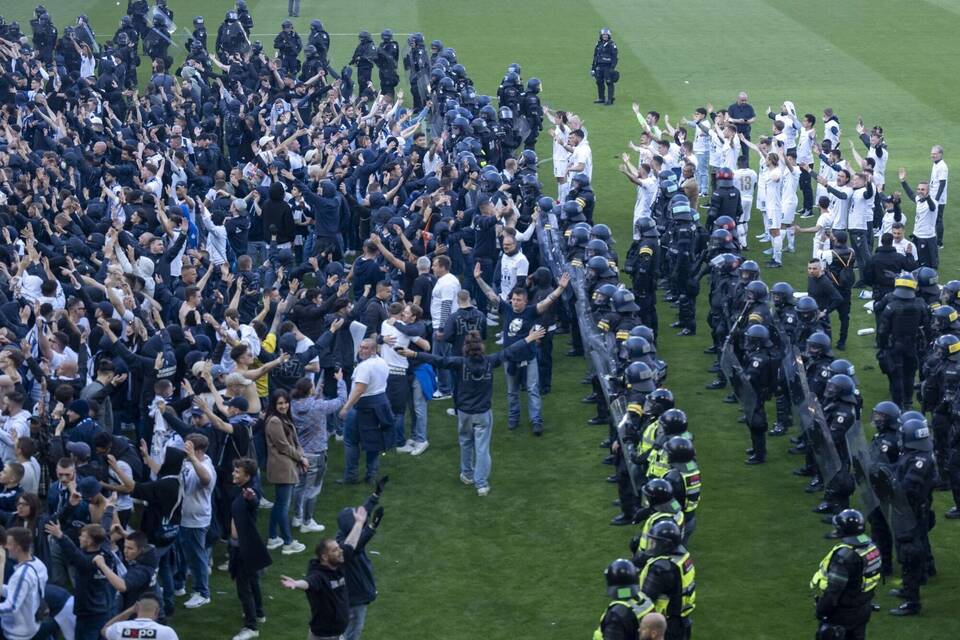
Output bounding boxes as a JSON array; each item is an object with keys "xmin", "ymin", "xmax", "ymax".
[
  {"xmin": 837, "ymin": 288, "xmax": 852, "ymax": 344},
  {"xmin": 887, "ymin": 346, "xmax": 919, "ymax": 408},
  {"xmin": 868, "ymin": 507, "xmax": 894, "ymax": 575},
  {"xmin": 75, "ymin": 614, "xmax": 111, "ymax": 640},
  {"xmin": 387, "ymin": 372, "xmax": 410, "ymax": 447},
  {"xmin": 747, "ymin": 397, "xmax": 767, "ymax": 459},
  {"xmin": 235, "ymin": 567, "xmax": 264, "ymax": 630},
  {"xmin": 936, "ymin": 204, "xmax": 946, "ymax": 245},
  {"xmin": 594, "ymin": 68, "xmax": 615, "ymax": 103},
  {"xmin": 848, "ymin": 230, "xmax": 872, "ymax": 277},
  {"xmin": 916, "ymin": 236, "xmax": 939, "ymax": 268},
  {"xmin": 800, "ymin": 169, "xmax": 814, "ymax": 213},
  {"xmin": 537, "ymin": 330, "xmax": 554, "ymax": 392}
]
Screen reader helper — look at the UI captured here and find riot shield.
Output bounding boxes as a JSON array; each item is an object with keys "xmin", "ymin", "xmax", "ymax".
[
  {"xmin": 870, "ymin": 464, "xmax": 918, "ymax": 540},
  {"xmin": 78, "ymin": 23, "xmax": 100, "ymax": 54},
  {"xmin": 845, "ymin": 420, "xmax": 880, "ymax": 514},
  {"xmin": 793, "ymin": 353, "xmax": 842, "ymax": 483},
  {"xmin": 517, "ymin": 115, "xmax": 532, "ymax": 145},
  {"xmin": 148, "ymin": 7, "xmax": 177, "ymax": 34}
]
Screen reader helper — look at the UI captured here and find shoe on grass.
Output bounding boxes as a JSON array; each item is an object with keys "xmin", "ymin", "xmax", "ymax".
[
  {"xmin": 184, "ymin": 594, "xmax": 211, "ymax": 609},
  {"xmin": 232, "ymin": 628, "xmax": 259, "ymax": 640},
  {"xmin": 410, "ymin": 441, "xmax": 430, "ymax": 456},
  {"xmin": 265, "ymin": 537, "xmax": 283, "ymax": 550},
  {"xmin": 300, "ymin": 520, "xmax": 326, "ymax": 533},
  {"xmin": 477, "ymin": 486, "xmax": 490, "ymax": 497},
  {"xmin": 281, "ymin": 540, "xmax": 306, "ymax": 555},
  {"xmin": 460, "ymin": 473, "xmax": 474, "ymax": 485}
]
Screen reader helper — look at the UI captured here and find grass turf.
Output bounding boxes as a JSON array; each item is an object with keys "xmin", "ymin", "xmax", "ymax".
[{"xmin": 6, "ymin": 0, "xmax": 960, "ymax": 637}]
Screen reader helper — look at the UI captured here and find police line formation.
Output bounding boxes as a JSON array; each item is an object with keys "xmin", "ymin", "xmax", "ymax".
[{"xmin": 0, "ymin": 5, "xmax": 954, "ymax": 640}]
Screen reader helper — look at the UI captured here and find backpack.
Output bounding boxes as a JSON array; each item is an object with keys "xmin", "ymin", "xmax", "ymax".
[
  {"xmin": 828, "ymin": 249, "xmax": 855, "ymax": 290},
  {"xmin": 154, "ymin": 476, "xmax": 183, "ymax": 547}
]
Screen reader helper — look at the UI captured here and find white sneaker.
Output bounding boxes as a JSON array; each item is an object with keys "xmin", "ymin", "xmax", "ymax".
[
  {"xmin": 266, "ymin": 537, "xmax": 284, "ymax": 550},
  {"xmin": 432, "ymin": 391, "xmax": 451, "ymax": 400},
  {"xmin": 486, "ymin": 316, "xmax": 499, "ymax": 327},
  {"xmin": 259, "ymin": 498, "xmax": 274, "ymax": 510},
  {"xmin": 756, "ymin": 233, "xmax": 770, "ymax": 241},
  {"xmin": 411, "ymin": 441, "xmax": 429, "ymax": 456},
  {"xmin": 184, "ymin": 594, "xmax": 211, "ymax": 609},
  {"xmin": 446, "ymin": 408, "xmax": 457, "ymax": 417},
  {"xmin": 256, "ymin": 616, "xmax": 267, "ymax": 624},
  {"xmin": 477, "ymin": 486, "xmax": 490, "ymax": 497},
  {"xmin": 495, "ymin": 336, "xmax": 504, "ymax": 345},
  {"xmin": 301, "ymin": 520, "xmax": 326, "ymax": 533},
  {"xmin": 232, "ymin": 628, "xmax": 259, "ymax": 640},
  {"xmin": 460, "ymin": 473, "xmax": 474, "ymax": 485},
  {"xmin": 334, "ymin": 433, "xmax": 344, "ymax": 442},
  {"xmin": 396, "ymin": 439, "xmax": 416, "ymax": 453},
  {"xmin": 174, "ymin": 588, "xmax": 187, "ymax": 597},
  {"xmin": 217, "ymin": 561, "xmax": 229, "ymax": 571},
  {"xmin": 291, "ymin": 516, "xmax": 302, "ymax": 528},
  {"xmin": 281, "ymin": 540, "xmax": 306, "ymax": 555}
]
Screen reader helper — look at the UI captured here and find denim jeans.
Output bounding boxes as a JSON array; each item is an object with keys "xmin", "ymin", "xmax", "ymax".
[
  {"xmin": 695, "ymin": 151, "xmax": 709, "ymax": 195},
  {"xmin": 432, "ymin": 333, "xmax": 453, "ymax": 395},
  {"xmin": 387, "ymin": 373, "xmax": 410, "ymax": 447},
  {"xmin": 505, "ymin": 358, "xmax": 541, "ymax": 426},
  {"xmin": 292, "ymin": 452, "xmax": 327, "ymax": 522},
  {"xmin": 178, "ymin": 526, "xmax": 210, "ymax": 598},
  {"xmin": 269, "ymin": 483, "xmax": 295, "ymax": 543},
  {"xmin": 342, "ymin": 409, "xmax": 381, "ymax": 483},
  {"xmin": 345, "ymin": 604, "xmax": 368, "ymax": 640},
  {"xmin": 156, "ymin": 543, "xmax": 176, "ymax": 615},
  {"xmin": 409, "ymin": 376, "xmax": 428, "ymax": 443},
  {"xmin": 76, "ymin": 613, "xmax": 111, "ymax": 640},
  {"xmin": 458, "ymin": 410, "xmax": 493, "ymax": 489}
]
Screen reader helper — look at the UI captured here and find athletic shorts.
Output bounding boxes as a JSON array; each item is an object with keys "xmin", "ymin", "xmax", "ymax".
[{"xmin": 780, "ymin": 200, "xmax": 797, "ymax": 225}]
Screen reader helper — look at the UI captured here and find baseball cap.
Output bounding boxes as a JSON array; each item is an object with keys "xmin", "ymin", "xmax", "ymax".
[
  {"xmin": 66, "ymin": 441, "xmax": 91, "ymax": 460},
  {"xmin": 227, "ymin": 397, "xmax": 249, "ymax": 412}
]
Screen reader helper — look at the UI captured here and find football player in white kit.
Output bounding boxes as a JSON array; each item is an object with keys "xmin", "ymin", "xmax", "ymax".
[{"xmin": 733, "ymin": 157, "xmax": 758, "ymax": 250}]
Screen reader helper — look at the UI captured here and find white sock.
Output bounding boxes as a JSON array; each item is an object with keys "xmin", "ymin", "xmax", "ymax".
[
  {"xmin": 786, "ymin": 227, "xmax": 795, "ymax": 250},
  {"xmin": 772, "ymin": 234, "xmax": 783, "ymax": 263},
  {"xmin": 737, "ymin": 224, "xmax": 748, "ymax": 249}
]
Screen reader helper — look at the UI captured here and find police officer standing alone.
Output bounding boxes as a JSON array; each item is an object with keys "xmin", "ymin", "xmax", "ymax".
[
  {"xmin": 351, "ymin": 31, "xmax": 378, "ymax": 93},
  {"xmin": 810, "ymin": 509, "xmax": 881, "ymax": 639},
  {"xmin": 594, "ymin": 559, "xmax": 655, "ymax": 639},
  {"xmin": 376, "ymin": 30, "xmax": 400, "ymax": 97},
  {"xmin": 274, "ymin": 20, "xmax": 302, "ymax": 76},
  {"xmin": 592, "ymin": 28, "xmax": 619, "ymax": 106}
]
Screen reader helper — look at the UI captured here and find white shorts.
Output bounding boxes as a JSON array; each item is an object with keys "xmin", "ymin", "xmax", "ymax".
[
  {"xmin": 780, "ymin": 200, "xmax": 797, "ymax": 225},
  {"xmin": 740, "ymin": 199, "xmax": 753, "ymax": 223},
  {"xmin": 766, "ymin": 210, "xmax": 782, "ymax": 229},
  {"xmin": 553, "ymin": 158, "xmax": 568, "ymax": 178}
]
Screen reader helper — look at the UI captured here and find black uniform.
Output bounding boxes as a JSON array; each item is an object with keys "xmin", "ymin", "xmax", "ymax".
[
  {"xmin": 519, "ymin": 84, "xmax": 543, "ymax": 150},
  {"xmin": 893, "ymin": 447, "xmax": 937, "ymax": 609},
  {"xmin": 216, "ymin": 17, "xmax": 247, "ymax": 61},
  {"xmin": 127, "ymin": 0, "xmax": 150, "ymax": 39},
  {"xmin": 812, "ymin": 534, "xmax": 881, "ymax": 638},
  {"xmin": 274, "ymin": 27, "xmax": 303, "ymax": 75},
  {"xmin": 351, "ymin": 35, "xmax": 377, "ymax": 91},
  {"xmin": 826, "ymin": 244, "xmax": 856, "ymax": 348},
  {"xmin": 821, "ymin": 400, "xmax": 858, "ymax": 512},
  {"xmin": 867, "ymin": 428, "xmax": 899, "ymax": 574},
  {"xmin": 877, "ymin": 294, "xmax": 929, "ymax": 409},
  {"xmin": 404, "ymin": 42, "xmax": 429, "ymax": 109},
  {"xmin": 591, "ymin": 34, "xmax": 619, "ymax": 105},
  {"xmin": 376, "ymin": 38, "xmax": 400, "ymax": 95},
  {"xmin": 743, "ymin": 341, "xmax": 779, "ymax": 462}
]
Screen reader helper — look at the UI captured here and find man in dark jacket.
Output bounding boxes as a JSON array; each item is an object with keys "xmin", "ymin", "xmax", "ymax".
[
  {"xmin": 93, "ymin": 531, "xmax": 159, "ymax": 612},
  {"xmin": 229, "ymin": 458, "xmax": 272, "ymax": 640},
  {"xmin": 863, "ymin": 232, "xmax": 916, "ymax": 303},
  {"xmin": 807, "ymin": 259, "xmax": 844, "ymax": 335},
  {"xmin": 335, "ymin": 490, "xmax": 385, "ymax": 640},
  {"xmin": 261, "ymin": 182, "xmax": 296, "ymax": 247},
  {"xmin": 280, "ymin": 502, "xmax": 370, "ymax": 639}
]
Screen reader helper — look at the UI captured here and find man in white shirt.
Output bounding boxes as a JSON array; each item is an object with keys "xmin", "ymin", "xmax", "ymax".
[
  {"xmin": 797, "ymin": 114, "xmax": 817, "ymax": 216},
  {"xmin": 381, "ymin": 304, "xmax": 430, "ymax": 456},
  {"xmin": 566, "ymin": 129, "xmax": 592, "ymax": 181},
  {"xmin": 201, "ymin": 205, "xmax": 229, "ymax": 267},
  {"xmin": 0, "ymin": 527, "xmax": 48, "ymax": 640},
  {"xmin": 430, "ymin": 255, "xmax": 461, "ymax": 399},
  {"xmin": 734, "ymin": 160, "xmax": 758, "ymax": 249},
  {"xmin": 891, "ymin": 223, "xmax": 919, "ymax": 261},
  {"xmin": 899, "ymin": 168, "xmax": 939, "ymax": 268},
  {"xmin": 685, "ymin": 107, "xmax": 712, "ymax": 196},
  {"xmin": 338, "ymin": 339, "xmax": 392, "ymax": 484},
  {"xmin": 817, "ymin": 169, "xmax": 853, "ymax": 232},
  {"xmin": 179, "ymin": 435, "xmax": 216, "ymax": 609},
  {"xmin": 0, "ymin": 392, "xmax": 31, "ymax": 465},
  {"xmin": 497, "ymin": 230, "xmax": 530, "ymax": 303},
  {"xmin": 104, "ymin": 594, "xmax": 179, "ymax": 640},
  {"xmin": 846, "ymin": 173, "xmax": 876, "ymax": 282},
  {"xmin": 930, "ymin": 145, "xmax": 949, "ymax": 247}
]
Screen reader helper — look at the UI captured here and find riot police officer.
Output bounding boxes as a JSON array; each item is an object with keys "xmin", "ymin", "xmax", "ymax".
[
  {"xmin": 115, "ymin": 15, "xmax": 140, "ymax": 51},
  {"xmin": 705, "ymin": 168, "xmax": 743, "ymax": 231},
  {"xmin": 810, "ymin": 509, "xmax": 881, "ymax": 639},
  {"xmin": 662, "ymin": 437, "xmax": 700, "ymax": 546},
  {"xmin": 191, "ymin": 16, "xmax": 207, "ymax": 51},
  {"xmin": 796, "ymin": 296, "xmax": 832, "ymax": 345},
  {"xmin": 645, "ymin": 409, "xmax": 693, "ymax": 482},
  {"xmin": 376, "ymin": 29, "xmax": 400, "ymax": 96},
  {"xmin": 307, "ymin": 20, "xmax": 332, "ymax": 73},
  {"xmin": 351, "ymin": 31, "xmax": 377, "ymax": 91},
  {"xmin": 274, "ymin": 20, "xmax": 302, "ymax": 76},
  {"xmin": 236, "ymin": 0, "xmax": 254, "ymax": 32},
  {"xmin": 30, "ymin": 8, "xmax": 57, "ymax": 64},
  {"xmin": 595, "ymin": 559, "xmax": 655, "ymax": 640},
  {"xmin": 519, "ymin": 78, "xmax": 544, "ymax": 150},
  {"xmin": 668, "ymin": 199, "xmax": 707, "ymax": 336},
  {"xmin": 114, "ymin": 31, "xmax": 141, "ymax": 88},
  {"xmin": 867, "ymin": 401, "xmax": 901, "ymax": 574},
  {"xmin": 143, "ymin": 14, "xmax": 172, "ymax": 68},
  {"xmin": 497, "ymin": 71, "xmax": 522, "ymax": 114},
  {"xmin": 814, "ymin": 375, "xmax": 859, "ymax": 516},
  {"xmin": 630, "ymin": 479, "xmax": 685, "ymax": 558},
  {"xmin": 405, "ymin": 33, "xmax": 429, "ymax": 109},
  {"xmin": 127, "ymin": 0, "xmax": 150, "ymax": 40},
  {"xmin": 742, "ymin": 324, "xmax": 779, "ymax": 465},
  {"xmin": 877, "ymin": 274, "xmax": 930, "ymax": 409},
  {"xmin": 592, "ymin": 28, "xmax": 619, "ymax": 105},
  {"xmin": 888, "ymin": 418, "xmax": 937, "ymax": 616},
  {"xmin": 703, "ymin": 253, "xmax": 741, "ymax": 374},
  {"xmin": 216, "ymin": 12, "xmax": 247, "ymax": 62},
  {"xmin": 636, "ymin": 521, "xmax": 695, "ymax": 640},
  {"xmin": 628, "ymin": 217, "xmax": 661, "ymax": 336}
]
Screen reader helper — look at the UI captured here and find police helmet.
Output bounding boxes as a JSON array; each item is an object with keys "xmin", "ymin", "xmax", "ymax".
[
  {"xmin": 871, "ymin": 401, "xmax": 901, "ymax": 432},
  {"xmin": 499, "ymin": 106, "xmax": 514, "ymax": 121},
  {"xmin": 716, "ymin": 167, "xmax": 734, "ymax": 187},
  {"xmin": 935, "ymin": 333, "xmax": 960, "ymax": 360},
  {"xmin": 832, "ymin": 509, "xmax": 866, "ymax": 537},
  {"xmin": 593, "ymin": 283, "xmax": 618, "ymax": 304},
  {"xmin": 310, "ymin": 19, "xmax": 323, "ymax": 30},
  {"xmin": 504, "ymin": 71, "xmax": 520, "ymax": 87},
  {"xmin": 121, "ymin": 15, "xmax": 133, "ymax": 28},
  {"xmin": 562, "ymin": 200, "xmax": 584, "ymax": 221},
  {"xmin": 660, "ymin": 409, "xmax": 688, "ymax": 436},
  {"xmin": 630, "ymin": 325, "xmax": 656, "ymax": 345},
  {"xmin": 441, "ymin": 47, "xmax": 457, "ymax": 63},
  {"xmin": 526, "ymin": 77, "xmax": 541, "ymax": 93},
  {"xmin": 932, "ymin": 305, "xmax": 959, "ymax": 331},
  {"xmin": 612, "ymin": 288, "xmax": 640, "ymax": 313},
  {"xmin": 899, "ymin": 418, "xmax": 933, "ymax": 452},
  {"xmin": 470, "ymin": 118, "xmax": 487, "ymax": 134},
  {"xmin": 479, "ymin": 172, "xmax": 502, "ymax": 192},
  {"xmin": 572, "ymin": 173, "xmax": 591, "ymax": 189},
  {"xmin": 644, "ymin": 388, "xmax": 675, "ymax": 416},
  {"xmin": 624, "ymin": 336, "xmax": 649, "ymax": 360},
  {"xmin": 642, "ymin": 478, "xmax": 675, "ymax": 507},
  {"xmin": 431, "ymin": 39, "xmax": 443, "ymax": 50},
  {"xmin": 282, "ymin": 19, "xmax": 293, "ymax": 29},
  {"xmin": 913, "ymin": 266, "xmax": 939, "ymax": 294},
  {"xmin": 636, "ymin": 216, "xmax": 659, "ymax": 238},
  {"xmin": 226, "ymin": 11, "xmax": 238, "ymax": 21},
  {"xmin": 304, "ymin": 44, "xmax": 317, "ymax": 56},
  {"xmin": 585, "ymin": 239, "xmax": 609, "ymax": 259},
  {"xmin": 587, "ymin": 255, "xmax": 613, "ymax": 276},
  {"xmin": 940, "ymin": 280, "xmax": 960, "ymax": 306},
  {"xmin": 717, "ymin": 253, "xmax": 741, "ymax": 274},
  {"xmin": 451, "ymin": 115, "xmax": 470, "ymax": 130},
  {"xmin": 744, "ymin": 323, "xmax": 770, "ymax": 347},
  {"xmin": 599, "ymin": 28, "xmax": 612, "ymax": 37},
  {"xmin": 413, "ymin": 32, "xmax": 424, "ymax": 45},
  {"xmin": 591, "ymin": 223, "xmax": 613, "ymax": 244},
  {"xmin": 714, "ymin": 215, "xmax": 737, "ymax": 232},
  {"xmin": 359, "ymin": 30, "xmax": 371, "ymax": 41},
  {"xmin": 796, "ymin": 295, "xmax": 820, "ymax": 322},
  {"xmin": 710, "ymin": 228, "xmax": 734, "ymax": 248},
  {"xmin": 739, "ymin": 260, "xmax": 760, "ymax": 281},
  {"xmin": 235, "ymin": 0, "xmax": 247, "ymax": 7},
  {"xmin": 439, "ymin": 76, "xmax": 456, "ymax": 93},
  {"xmin": 829, "ymin": 359, "xmax": 856, "ymax": 377},
  {"xmin": 568, "ymin": 225, "xmax": 590, "ymax": 247},
  {"xmin": 193, "ymin": 16, "xmax": 205, "ymax": 27},
  {"xmin": 520, "ymin": 149, "xmax": 538, "ymax": 168},
  {"xmin": 771, "ymin": 281, "xmax": 795, "ymax": 306},
  {"xmin": 537, "ymin": 196, "xmax": 554, "ymax": 212},
  {"xmin": 604, "ymin": 559, "xmax": 639, "ymax": 598},
  {"xmin": 625, "ymin": 362, "xmax": 655, "ymax": 392},
  {"xmin": 745, "ymin": 280, "xmax": 768, "ymax": 302},
  {"xmin": 381, "ymin": 29, "xmax": 393, "ymax": 41},
  {"xmin": 892, "ymin": 272, "xmax": 918, "ymax": 299},
  {"xmin": 824, "ymin": 374, "xmax": 856, "ymax": 402},
  {"xmin": 116, "ymin": 32, "xmax": 130, "ymax": 46},
  {"xmin": 646, "ymin": 520, "xmax": 682, "ymax": 555},
  {"xmin": 507, "ymin": 62, "xmax": 521, "ymax": 75},
  {"xmin": 479, "ymin": 104, "xmax": 497, "ymax": 122},
  {"xmin": 665, "ymin": 436, "xmax": 696, "ymax": 464},
  {"xmin": 450, "ymin": 63, "xmax": 466, "ymax": 78}
]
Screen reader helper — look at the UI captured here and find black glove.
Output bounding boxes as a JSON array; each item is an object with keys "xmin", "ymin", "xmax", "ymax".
[
  {"xmin": 374, "ymin": 475, "xmax": 389, "ymax": 497},
  {"xmin": 370, "ymin": 506, "xmax": 384, "ymax": 529}
]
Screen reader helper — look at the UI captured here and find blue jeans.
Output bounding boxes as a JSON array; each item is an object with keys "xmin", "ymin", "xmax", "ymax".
[
  {"xmin": 505, "ymin": 358, "xmax": 542, "ymax": 426},
  {"xmin": 342, "ymin": 409, "xmax": 381, "ymax": 483},
  {"xmin": 252, "ymin": 423, "xmax": 268, "ymax": 473},
  {"xmin": 156, "ymin": 543, "xmax": 176, "ymax": 615},
  {"xmin": 458, "ymin": 410, "xmax": 493, "ymax": 489},
  {"xmin": 432, "ymin": 333, "xmax": 452, "ymax": 395},
  {"xmin": 178, "ymin": 526, "xmax": 210, "ymax": 598},
  {"xmin": 345, "ymin": 604, "xmax": 368, "ymax": 640},
  {"xmin": 76, "ymin": 613, "xmax": 111, "ymax": 640},
  {"xmin": 269, "ymin": 483, "xmax": 295, "ymax": 543},
  {"xmin": 410, "ymin": 376, "xmax": 428, "ymax": 443},
  {"xmin": 292, "ymin": 452, "xmax": 327, "ymax": 522},
  {"xmin": 695, "ymin": 151, "xmax": 709, "ymax": 195}
]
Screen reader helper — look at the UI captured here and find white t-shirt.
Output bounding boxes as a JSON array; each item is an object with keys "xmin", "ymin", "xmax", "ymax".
[
  {"xmin": 847, "ymin": 186, "xmax": 873, "ymax": 231},
  {"xmin": 823, "ymin": 118, "xmax": 841, "ymax": 147},
  {"xmin": 780, "ymin": 165, "xmax": 801, "ymax": 211},
  {"xmin": 552, "ymin": 126, "xmax": 570, "ymax": 178},
  {"xmin": 827, "ymin": 183, "xmax": 854, "ymax": 230},
  {"xmin": 813, "ymin": 211, "xmax": 833, "ymax": 258},
  {"xmin": 430, "ymin": 273, "xmax": 461, "ymax": 328},
  {"xmin": 893, "ymin": 238, "xmax": 918, "ymax": 260},
  {"xmin": 105, "ymin": 619, "xmax": 179, "ymax": 640},
  {"xmin": 797, "ymin": 128, "xmax": 816, "ymax": 164},
  {"xmin": 868, "ymin": 145, "xmax": 888, "ymax": 187},
  {"xmin": 931, "ymin": 160, "xmax": 949, "ymax": 205},
  {"xmin": 734, "ymin": 167, "xmax": 758, "ymax": 213},
  {"xmin": 498, "ymin": 251, "xmax": 530, "ymax": 302},
  {"xmin": 181, "ymin": 455, "xmax": 216, "ymax": 529},
  {"xmin": 569, "ymin": 140, "xmax": 593, "ymax": 180},
  {"xmin": 20, "ymin": 457, "xmax": 41, "ymax": 495},
  {"xmin": 691, "ymin": 119, "xmax": 711, "ymax": 154},
  {"xmin": 379, "ymin": 321, "xmax": 411, "ymax": 371},
  {"xmin": 354, "ymin": 355, "xmax": 389, "ymax": 397}
]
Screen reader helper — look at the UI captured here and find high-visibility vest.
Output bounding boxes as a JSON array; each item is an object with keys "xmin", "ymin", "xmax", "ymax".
[
  {"xmin": 640, "ymin": 552, "xmax": 696, "ymax": 617},
  {"xmin": 592, "ymin": 595, "xmax": 655, "ymax": 640},
  {"xmin": 810, "ymin": 536, "xmax": 882, "ymax": 595}
]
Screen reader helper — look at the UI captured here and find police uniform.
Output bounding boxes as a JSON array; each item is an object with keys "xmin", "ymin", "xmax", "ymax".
[
  {"xmin": 592, "ymin": 30, "xmax": 619, "ymax": 105},
  {"xmin": 519, "ymin": 79, "xmax": 544, "ymax": 150},
  {"xmin": 742, "ymin": 332, "xmax": 779, "ymax": 463},
  {"xmin": 810, "ymin": 533, "xmax": 881, "ymax": 638},
  {"xmin": 628, "ymin": 226, "xmax": 660, "ymax": 336},
  {"xmin": 638, "ymin": 549, "xmax": 695, "ymax": 640},
  {"xmin": 404, "ymin": 37, "xmax": 429, "ymax": 109},
  {"xmin": 351, "ymin": 33, "xmax": 378, "ymax": 90},
  {"xmin": 274, "ymin": 24, "xmax": 303, "ymax": 75},
  {"xmin": 376, "ymin": 32, "xmax": 400, "ymax": 95},
  {"xmin": 867, "ymin": 416, "xmax": 900, "ymax": 573},
  {"xmin": 594, "ymin": 596, "xmax": 655, "ymax": 640},
  {"xmin": 890, "ymin": 439, "xmax": 937, "ymax": 615}
]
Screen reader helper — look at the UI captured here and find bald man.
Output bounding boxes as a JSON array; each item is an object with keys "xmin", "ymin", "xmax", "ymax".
[{"xmin": 640, "ymin": 612, "xmax": 667, "ymax": 640}]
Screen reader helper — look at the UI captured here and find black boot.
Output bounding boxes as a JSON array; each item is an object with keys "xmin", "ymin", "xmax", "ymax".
[{"xmin": 605, "ymin": 82, "xmax": 615, "ymax": 105}]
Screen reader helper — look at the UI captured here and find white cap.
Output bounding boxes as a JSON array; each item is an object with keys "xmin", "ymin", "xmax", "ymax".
[{"xmin": 258, "ymin": 135, "xmax": 275, "ymax": 147}]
